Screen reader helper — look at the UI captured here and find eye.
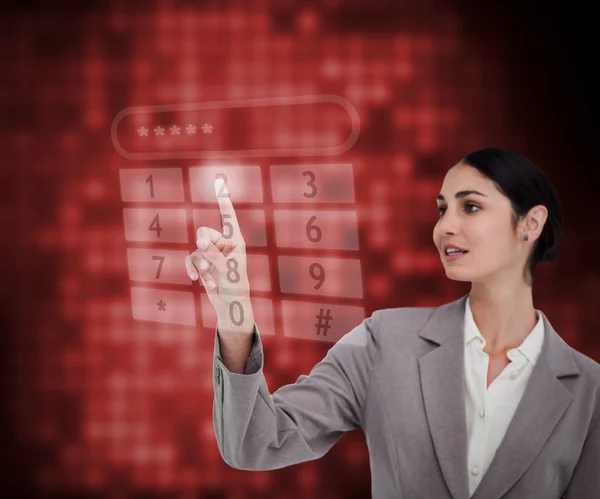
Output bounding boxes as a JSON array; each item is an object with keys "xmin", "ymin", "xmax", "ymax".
[
  {"xmin": 437, "ymin": 202, "xmax": 480, "ymax": 215},
  {"xmin": 464, "ymin": 202, "xmax": 480, "ymax": 213}
]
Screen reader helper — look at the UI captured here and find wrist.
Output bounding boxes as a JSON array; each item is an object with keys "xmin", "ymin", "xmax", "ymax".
[{"xmin": 217, "ymin": 304, "xmax": 255, "ymax": 336}]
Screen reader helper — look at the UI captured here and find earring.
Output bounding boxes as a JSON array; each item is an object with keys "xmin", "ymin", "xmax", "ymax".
[{"xmin": 523, "ymin": 234, "xmax": 529, "ymax": 241}]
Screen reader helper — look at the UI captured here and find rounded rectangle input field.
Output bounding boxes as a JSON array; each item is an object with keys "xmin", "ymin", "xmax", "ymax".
[
  {"xmin": 111, "ymin": 95, "xmax": 359, "ymax": 160},
  {"xmin": 192, "ymin": 209, "xmax": 267, "ymax": 247},
  {"xmin": 281, "ymin": 300, "xmax": 365, "ymax": 343},
  {"xmin": 200, "ymin": 294, "xmax": 275, "ymax": 335},
  {"xmin": 189, "ymin": 165, "xmax": 263, "ymax": 203},
  {"xmin": 270, "ymin": 163, "xmax": 356, "ymax": 203},
  {"xmin": 119, "ymin": 168, "xmax": 184, "ymax": 202},
  {"xmin": 126, "ymin": 248, "xmax": 192, "ymax": 285},
  {"xmin": 278, "ymin": 255, "xmax": 363, "ymax": 299},
  {"xmin": 274, "ymin": 210, "xmax": 359, "ymax": 250},
  {"xmin": 123, "ymin": 208, "xmax": 188, "ymax": 243},
  {"xmin": 130, "ymin": 286, "xmax": 196, "ymax": 326}
]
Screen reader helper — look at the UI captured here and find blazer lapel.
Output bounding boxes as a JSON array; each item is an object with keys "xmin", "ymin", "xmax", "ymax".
[
  {"xmin": 470, "ymin": 309, "xmax": 580, "ymax": 499},
  {"xmin": 419, "ymin": 294, "xmax": 471, "ymax": 499}
]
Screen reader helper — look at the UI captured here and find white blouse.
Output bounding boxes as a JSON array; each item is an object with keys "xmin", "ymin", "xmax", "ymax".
[{"xmin": 463, "ymin": 295, "xmax": 544, "ymax": 497}]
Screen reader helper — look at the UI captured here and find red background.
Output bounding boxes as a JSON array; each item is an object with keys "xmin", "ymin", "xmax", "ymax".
[{"xmin": 2, "ymin": 0, "xmax": 599, "ymax": 497}]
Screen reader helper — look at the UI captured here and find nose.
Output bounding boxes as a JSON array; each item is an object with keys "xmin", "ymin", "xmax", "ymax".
[{"xmin": 436, "ymin": 207, "xmax": 461, "ymax": 235}]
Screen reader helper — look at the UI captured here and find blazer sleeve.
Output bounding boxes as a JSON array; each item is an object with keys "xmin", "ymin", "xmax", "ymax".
[
  {"xmin": 212, "ymin": 310, "xmax": 382, "ymax": 471},
  {"xmin": 563, "ymin": 388, "xmax": 600, "ymax": 498}
]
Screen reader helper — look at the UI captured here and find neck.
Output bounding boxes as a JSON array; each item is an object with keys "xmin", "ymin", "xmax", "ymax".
[{"xmin": 468, "ymin": 283, "xmax": 538, "ymax": 355}]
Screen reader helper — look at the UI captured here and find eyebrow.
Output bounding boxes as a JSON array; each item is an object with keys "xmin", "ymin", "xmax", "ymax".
[{"xmin": 436, "ymin": 190, "xmax": 488, "ymax": 201}]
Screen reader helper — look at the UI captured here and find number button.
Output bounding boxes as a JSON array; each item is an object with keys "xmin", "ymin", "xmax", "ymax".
[
  {"xmin": 189, "ymin": 166, "xmax": 263, "ymax": 203},
  {"xmin": 273, "ymin": 210, "xmax": 359, "ymax": 250},
  {"xmin": 270, "ymin": 164, "xmax": 356, "ymax": 203},
  {"xmin": 126, "ymin": 249, "xmax": 192, "ymax": 285},
  {"xmin": 119, "ymin": 168, "xmax": 184, "ymax": 202},
  {"xmin": 278, "ymin": 255, "xmax": 364, "ymax": 299},
  {"xmin": 193, "ymin": 209, "xmax": 267, "ymax": 247},
  {"xmin": 123, "ymin": 208, "xmax": 188, "ymax": 243}
]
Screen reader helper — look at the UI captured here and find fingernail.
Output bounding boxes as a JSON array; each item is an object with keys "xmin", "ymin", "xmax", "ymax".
[
  {"xmin": 200, "ymin": 259, "xmax": 209, "ymax": 270},
  {"xmin": 207, "ymin": 280, "xmax": 215, "ymax": 289},
  {"xmin": 190, "ymin": 272, "xmax": 198, "ymax": 280},
  {"xmin": 197, "ymin": 238, "xmax": 208, "ymax": 250}
]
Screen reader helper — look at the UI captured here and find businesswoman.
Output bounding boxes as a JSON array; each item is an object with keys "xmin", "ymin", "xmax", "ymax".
[{"xmin": 185, "ymin": 148, "xmax": 600, "ymax": 499}]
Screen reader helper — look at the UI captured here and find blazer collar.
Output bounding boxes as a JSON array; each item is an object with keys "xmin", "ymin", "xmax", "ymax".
[
  {"xmin": 417, "ymin": 293, "xmax": 579, "ymax": 499},
  {"xmin": 463, "ymin": 294, "xmax": 545, "ymax": 368}
]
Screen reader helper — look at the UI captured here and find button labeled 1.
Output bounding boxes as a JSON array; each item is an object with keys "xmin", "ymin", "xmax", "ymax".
[{"xmin": 119, "ymin": 168, "xmax": 184, "ymax": 202}]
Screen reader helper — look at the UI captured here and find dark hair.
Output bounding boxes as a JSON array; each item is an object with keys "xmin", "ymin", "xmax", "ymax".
[{"xmin": 460, "ymin": 147, "xmax": 563, "ymax": 281}]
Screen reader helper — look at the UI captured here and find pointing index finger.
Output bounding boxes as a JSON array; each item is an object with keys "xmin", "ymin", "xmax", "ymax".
[{"xmin": 214, "ymin": 177, "xmax": 242, "ymax": 241}]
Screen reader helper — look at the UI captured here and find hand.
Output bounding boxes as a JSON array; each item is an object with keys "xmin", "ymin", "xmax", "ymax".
[{"xmin": 185, "ymin": 178, "xmax": 254, "ymax": 335}]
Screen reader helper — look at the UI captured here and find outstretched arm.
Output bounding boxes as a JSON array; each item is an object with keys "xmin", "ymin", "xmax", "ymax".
[{"xmin": 212, "ymin": 311, "xmax": 382, "ymax": 470}]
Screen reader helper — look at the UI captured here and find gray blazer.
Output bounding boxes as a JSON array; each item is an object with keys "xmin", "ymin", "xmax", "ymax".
[{"xmin": 212, "ymin": 294, "xmax": 600, "ymax": 499}]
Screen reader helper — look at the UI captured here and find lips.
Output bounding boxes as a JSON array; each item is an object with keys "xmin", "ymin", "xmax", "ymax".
[
  {"xmin": 444, "ymin": 250, "xmax": 468, "ymax": 261},
  {"xmin": 443, "ymin": 244, "xmax": 468, "ymax": 252}
]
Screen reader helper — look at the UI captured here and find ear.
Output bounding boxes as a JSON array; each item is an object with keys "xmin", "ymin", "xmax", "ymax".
[{"xmin": 521, "ymin": 205, "xmax": 548, "ymax": 241}]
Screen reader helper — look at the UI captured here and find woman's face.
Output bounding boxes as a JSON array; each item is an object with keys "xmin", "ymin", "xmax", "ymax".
[{"xmin": 432, "ymin": 162, "xmax": 525, "ymax": 283}]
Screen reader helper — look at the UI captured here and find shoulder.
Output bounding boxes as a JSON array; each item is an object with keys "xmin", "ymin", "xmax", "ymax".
[
  {"xmin": 336, "ymin": 305, "xmax": 435, "ymax": 348},
  {"xmin": 373, "ymin": 305, "xmax": 437, "ymax": 327},
  {"xmin": 347, "ymin": 305, "xmax": 438, "ymax": 351},
  {"xmin": 569, "ymin": 347, "xmax": 600, "ymax": 388},
  {"xmin": 562, "ymin": 345, "xmax": 600, "ymax": 427}
]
